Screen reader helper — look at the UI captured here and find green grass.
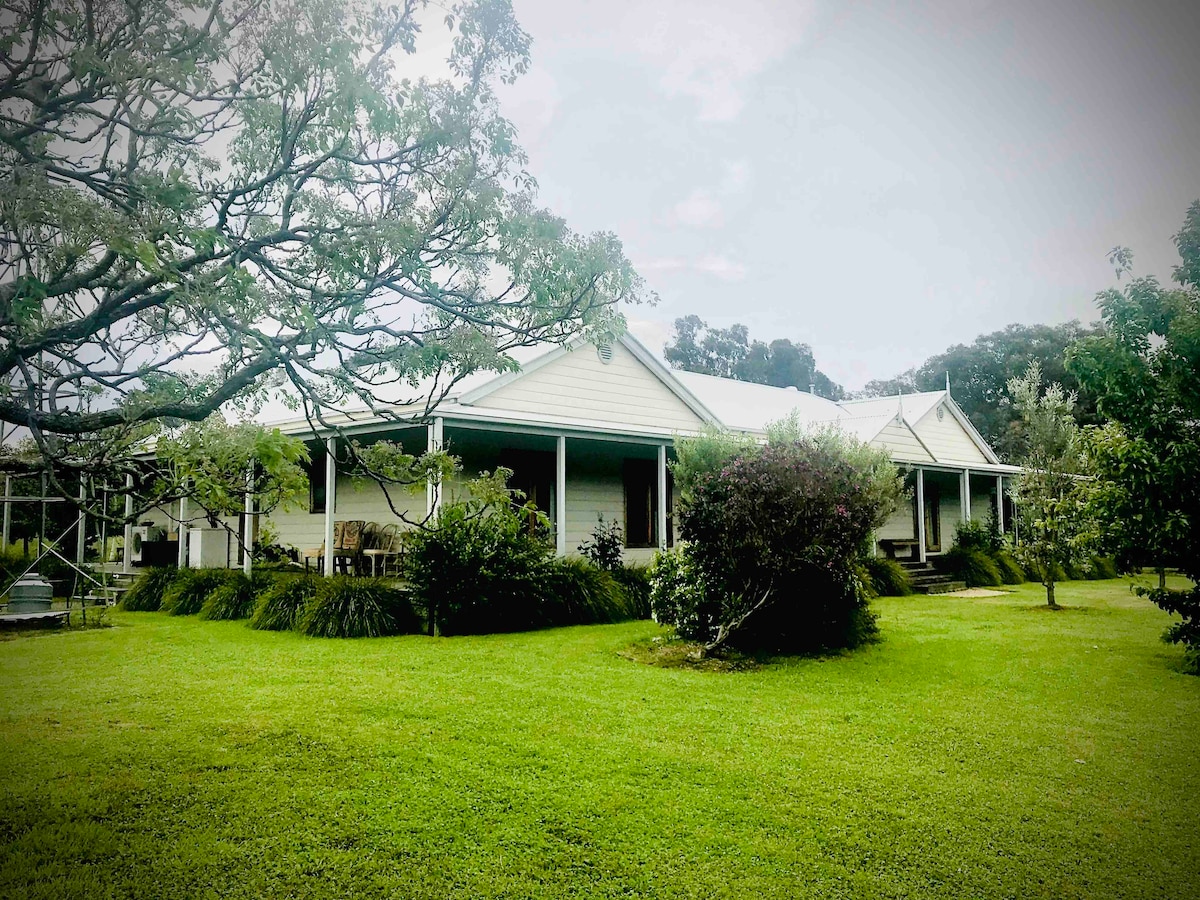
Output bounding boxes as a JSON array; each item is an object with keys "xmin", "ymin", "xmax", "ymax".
[{"xmin": 1, "ymin": 577, "xmax": 1198, "ymax": 899}]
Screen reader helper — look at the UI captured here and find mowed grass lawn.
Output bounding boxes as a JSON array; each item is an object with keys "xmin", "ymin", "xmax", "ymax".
[{"xmin": 2, "ymin": 578, "xmax": 1198, "ymax": 899}]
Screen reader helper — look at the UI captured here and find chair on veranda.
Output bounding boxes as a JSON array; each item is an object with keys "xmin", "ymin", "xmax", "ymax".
[{"xmin": 361, "ymin": 523, "xmax": 406, "ymax": 577}]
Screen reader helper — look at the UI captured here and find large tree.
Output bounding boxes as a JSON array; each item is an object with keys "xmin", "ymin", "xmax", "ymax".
[
  {"xmin": 663, "ymin": 315, "xmax": 843, "ymax": 399},
  {"xmin": 1067, "ymin": 201, "xmax": 1200, "ymax": 671},
  {"xmin": 860, "ymin": 322, "xmax": 1104, "ymax": 460},
  {"xmin": 0, "ymin": 0, "xmax": 643, "ymax": 517}
]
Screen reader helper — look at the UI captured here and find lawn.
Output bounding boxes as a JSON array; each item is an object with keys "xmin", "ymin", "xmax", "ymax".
[{"xmin": 1, "ymin": 577, "xmax": 1198, "ymax": 899}]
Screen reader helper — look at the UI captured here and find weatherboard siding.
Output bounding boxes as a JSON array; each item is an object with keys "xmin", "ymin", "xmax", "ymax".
[
  {"xmin": 911, "ymin": 404, "xmax": 990, "ymax": 465},
  {"xmin": 873, "ymin": 420, "xmax": 935, "ymax": 463},
  {"xmin": 471, "ymin": 342, "xmax": 705, "ymax": 431}
]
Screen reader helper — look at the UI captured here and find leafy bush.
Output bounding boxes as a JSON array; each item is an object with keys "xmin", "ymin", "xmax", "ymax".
[
  {"xmin": 953, "ymin": 519, "xmax": 1005, "ymax": 555},
  {"xmin": 1087, "ymin": 556, "xmax": 1120, "ymax": 580},
  {"xmin": 664, "ymin": 431, "xmax": 900, "ymax": 654},
  {"xmin": 405, "ymin": 498, "xmax": 553, "ymax": 636},
  {"xmin": 541, "ymin": 557, "xmax": 640, "ymax": 625},
  {"xmin": 578, "ymin": 516, "xmax": 624, "ymax": 572},
  {"xmin": 992, "ymin": 551, "xmax": 1027, "ymax": 585},
  {"xmin": 251, "ymin": 574, "xmax": 319, "ymax": 631},
  {"xmin": 611, "ymin": 563, "xmax": 652, "ymax": 619},
  {"xmin": 298, "ymin": 577, "xmax": 419, "ymax": 638},
  {"xmin": 161, "ymin": 569, "xmax": 232, "ymax": 616},
  {"xmin": 861, "ymin": 557, "xmax": 912, "ymax": 597},
  {"xmin": 937, "ymin": 547, "xmax": 1003, "ymax": 587},
  {"xmin": 199, "ymin": 572, "xmax": 270, "ymax": 620},
  {"xmin": 649, "ymin": 544, "xmax": 718, "ymax": 635},
  {"xmin": 120, "ymin": 567, "xmax": 179, "ymax": 612}
]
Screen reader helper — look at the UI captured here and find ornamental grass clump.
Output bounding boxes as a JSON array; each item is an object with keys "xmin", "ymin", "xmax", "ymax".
[
  {"xmin": 656, "ymin": 424, "xmax": 904, "ymax": 655},
  {"xmin": 299, "ymin": 577, "xmax": 418, "ymax": 638},
  {"xmin": 119, "ymin": 567, "xmax": 179, "ymax": 612},
  {"xmin": 199, "ymin": 572, "xmax": 270, "ymax": 620},
  {"xmin": 541, "ymin": 557, "xmax": 639, "ymax": 626},
  {"xmin": 161, "ymin": 568, "xmax": 231, "ymax": 616},
  {"xmin": 860, "ymin": 557, "xmax": 912, "ymax": 597},
  {"xmin": 251, "ymin": 574, "xmax": 320, "ymax": 631}
]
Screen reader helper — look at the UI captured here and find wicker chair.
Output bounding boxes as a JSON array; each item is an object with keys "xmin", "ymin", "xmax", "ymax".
[{"xmin": 361, "ymin": 523, "xmax": 406, "ymax": 577}]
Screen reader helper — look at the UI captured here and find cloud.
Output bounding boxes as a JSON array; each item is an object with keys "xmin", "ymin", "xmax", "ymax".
[
  {"xmin": 638, "ymin": 254, "xmax": 746, "ymax": 282},
  {"xmin": 628, "ymin": 1, "xmax": 814, "ymax": 121},
  {"xmin": 665, "ymin": 159, "xmax": 752, "ymax": 228}
]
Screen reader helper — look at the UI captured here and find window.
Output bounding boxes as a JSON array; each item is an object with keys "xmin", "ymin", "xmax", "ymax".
[{"xmin": 500, "ymin": 449, "xmax": 556, "ymax": 536}]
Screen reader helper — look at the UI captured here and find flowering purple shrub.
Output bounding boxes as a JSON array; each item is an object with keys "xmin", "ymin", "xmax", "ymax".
[{"xmin": 668, "ymin": 433, "xmax": 902, "ymax": 654}]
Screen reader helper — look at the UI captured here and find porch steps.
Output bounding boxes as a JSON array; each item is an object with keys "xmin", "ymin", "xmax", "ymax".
[{"xmin": 899, "ymin": 561, "xmax": 966, "ymax": 595}]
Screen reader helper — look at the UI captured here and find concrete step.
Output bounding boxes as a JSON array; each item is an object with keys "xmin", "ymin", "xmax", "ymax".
[{"xmin": 918, "ymin": 580, "xmax": 968, "ymax": 595}]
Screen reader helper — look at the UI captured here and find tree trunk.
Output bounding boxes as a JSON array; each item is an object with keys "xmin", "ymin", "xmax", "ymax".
[
  {"xmin": 1046, "ymin": 580, "xmax": 1058, "ymax": 609},
  {"xmin": 1158, "ymin": 566, "xmax": 1167, "ymax": 591}
]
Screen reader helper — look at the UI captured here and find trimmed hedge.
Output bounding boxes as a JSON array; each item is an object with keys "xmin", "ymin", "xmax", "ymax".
[
  {"xmin": 119, "ymin": 567, "xmax": 178, "ymax": 612},
  {"xmin": 251, "ymin": 574, "xmax": 319, "ymax": 631},
  {"xmin": 299, "ymin": 577, "xmax": 419, "ymax": 638}
]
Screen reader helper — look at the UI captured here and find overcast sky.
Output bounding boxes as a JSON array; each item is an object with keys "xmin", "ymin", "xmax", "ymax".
[{"xmin": 483, "ymin": 0, "xmax": 1200, "ymax": 390}]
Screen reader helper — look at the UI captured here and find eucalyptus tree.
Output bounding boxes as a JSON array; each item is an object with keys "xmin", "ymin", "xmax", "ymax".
[{"xmin": 0, "ymin": 0, "xmax": 644, "ymax": 523}]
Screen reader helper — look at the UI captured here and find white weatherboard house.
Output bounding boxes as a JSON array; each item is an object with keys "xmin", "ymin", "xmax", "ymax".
[{"xmin": 150, "ymin": 332, "xmax": 1019, "ymax": 570}]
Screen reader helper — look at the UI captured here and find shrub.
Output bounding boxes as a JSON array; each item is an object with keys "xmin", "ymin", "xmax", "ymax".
[
  {"xmin": 649, "ymin": 544, "xmax": 718, "ymax": 635},
  {"xmin": 665, "ymin": 431, "xmax": 899, "ymax": 654},
  {"xmin": 119, "ymin": 567, "xmax": 178, "ymax": 612},
  {"xmin": 611, "ymin": 563, "xmax": 652, "ymax": 619},
  {"xmin": 161, "ymin": 568, "xmax": 231, "ymax": 616},
  {"xmin": 953, "ymin": 518, "xmax": 1005, "ymax": 555},
  {"xmin": 199, "ymin": 572, "xmax": 270, "ymax": 620},
  {"xmin": 861, "ymin": 557, "xmax": 912, "ymax": 597},
  {"xmin": 251, "ymin": 574, "xmax": 319, "ymax": 631},
  {"xmin": 578, "ymin": 516, "xmax": 624, "ymax": 572},
  {"xmin": 298, "ymin": 577, "xmax": 419, "ymax": 638},
  {"xmin": 405, "ymin": 500, "xmax": 553, "ymax": 635},
  {"xmin": 938, "ymin": 547, "xmax": 1003, "ymax": 587},
  {"xmin": 992, "ymin": 551, "xmax": 1027, "ymax": 585},
  {"xmin": 1087, "ymin": 556, "xmax": 1120, "ymax": 580},
  {"xmin": 541, "ymin": 557, "xmax": 640, "ymax": 625}
]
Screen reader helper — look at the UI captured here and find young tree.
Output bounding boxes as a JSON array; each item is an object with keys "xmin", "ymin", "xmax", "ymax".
[
  {"xmin": 0, "ymin": 0, "xmax": 644, "ymax": 520},
  {"xmin": 1007, "ymin": 362, "xmax": 1084, "ymax": 609},
  {"xmin": 1067, "ymin": 201, "xmax": 1200, "ymax": 670}
]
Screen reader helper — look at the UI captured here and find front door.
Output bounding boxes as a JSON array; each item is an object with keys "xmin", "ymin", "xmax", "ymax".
[{"xmin": 923, "ymin": 481, "xmax": 942, "ymax": 553}]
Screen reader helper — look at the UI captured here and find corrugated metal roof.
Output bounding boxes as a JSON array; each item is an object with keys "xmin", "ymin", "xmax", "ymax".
[{"xmin": 671, "ymin": 369, "xmax": 847, "ymax": 432}]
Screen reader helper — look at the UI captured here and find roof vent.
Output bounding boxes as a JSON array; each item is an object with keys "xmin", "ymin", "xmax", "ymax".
[
  {"xmin": 937, "ymin": 405, "xmax": 945, "ymax": 421},
  {"xmin": 596, "ymin": 343, "xmax": 614, "ymax": 364}
]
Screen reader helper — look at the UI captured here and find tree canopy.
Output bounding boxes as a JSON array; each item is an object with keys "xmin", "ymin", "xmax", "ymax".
[
  {"xmin": 860, "ymin": 321, "xmax": 1104, "ymax": 460},
  {"xmin": 1067, "ymin": 200, "xmax": 1200, "ymax": 670},
  {"xmin": 0, "ymin": 0, "xmax": 644, "ymax": 506},
  {"xmin": 663, "ymin": 315, "xmax": 844, "ymax": 399}
]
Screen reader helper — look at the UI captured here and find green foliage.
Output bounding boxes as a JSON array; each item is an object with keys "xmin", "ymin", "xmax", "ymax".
[
  {"xmin": 1147, "ymin": 586, "xmax": 1200, "ymax": 674},
  {"xmin": 1008, "ymin": 363, "xmax": 1087, "ymax": 607},
  {"xmin": 540, "ymin": 557, "xmax": 641, "ymax": 626},
  {"xmin": 610, "ymin": 564, "xmax": 652, "ymax": 620},
  {"xmin": 664, "ymin": 315, "xmax": 844, "ymax": 398},
  {"xmin": 119, "ymin": 567, "xmax": 178, "ymax": 612},
  {"xmin": 199, "ymin": 573, "xmax": 268, "ymax": 621},
  {"xmin": 938, "ymin": 548, "xmax": 1003, "ymax": 588},
  {"xmin": 861, "ymin": 557, "xmax": 913, "ymax": 597},
  {"xmin": 578, "ymin": 516, "xmax": 624, "ymax": 572},
  {"xmin": 1087, "ymin": 556, "xmax": 1120, "ymax": 580},
  {"xmin": 953, "ymin": 519, "xmax": 1005, "ymax": 555},
  {"xmin": 161, "ymin": 569, "xmax": 231, "ymax": 616},
  {"xmin": 298, "ymin": 577, "xmax": 419, "ymax": 639},
  {"xmin": 993, "ymin": 551, "xmax": 1027, "ymax": 585},
  {"xmin": 157, "ymin": 419, "xmax": 310, "ymax": 521},
  {"xmin": 661, "ymin": 430, "xmax": 901, "ymax": 654},
  {"xmin": 404, "ymin": 483, "xmax": 553, "ymax": 635},
  {"xmin": 2, "ymin": 0, "xmax": 645, "ymax": 518},
  {"xmin": 670, "ymin": 425, "xmax": 760, "ymax": 504},
  {"xmin": 1066, "ymin": 202, "xmax": 1200, "ymax": 666},
  {"xmin": 250, "ymin": 575, "xmax": 320, "ymax": 632}
]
